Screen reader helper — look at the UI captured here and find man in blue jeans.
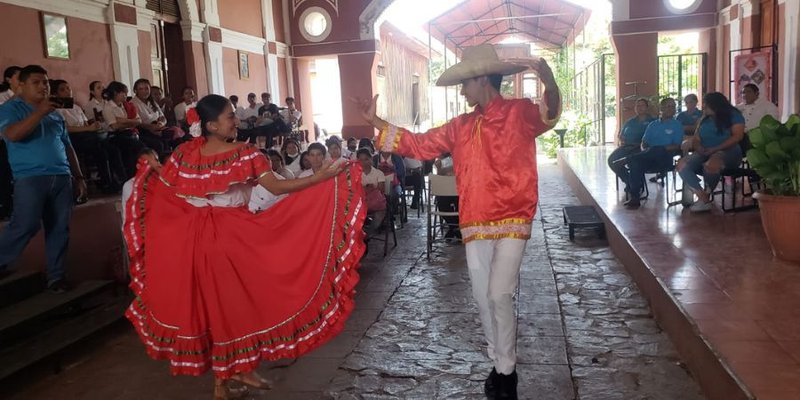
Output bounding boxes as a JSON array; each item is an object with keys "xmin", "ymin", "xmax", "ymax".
[{"xmin": 0, "ymin": 65, "xmax": 87, "ymax": 292}]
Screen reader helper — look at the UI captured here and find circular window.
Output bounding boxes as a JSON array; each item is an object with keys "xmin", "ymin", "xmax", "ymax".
[
  {"xmin": 664, "ymin": 0, "xmax": 702, "ymax": 14},
  {"xmin": 299, "ymin": 7, "xmax": 332, "ymax": 42}
]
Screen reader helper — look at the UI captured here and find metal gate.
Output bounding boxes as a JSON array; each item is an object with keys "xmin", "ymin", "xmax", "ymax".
[
  {"xmin": 571, "ymin": 54, "xmax": 616, "ymax": 145},
  {"xmin": 657, "ymin": 53, "xmax": 707, "ymax": 110}
]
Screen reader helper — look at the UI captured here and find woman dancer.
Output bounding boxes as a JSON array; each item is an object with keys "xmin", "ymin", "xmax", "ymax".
[{"xmin": 123, "ymin": 94, "xmax": 366, "ymax": 399}]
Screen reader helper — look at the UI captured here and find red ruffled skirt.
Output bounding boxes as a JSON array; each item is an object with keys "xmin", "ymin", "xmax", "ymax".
[{"xmin": 123, "ymin": 165, "xmax": 366, "ymax": 378}]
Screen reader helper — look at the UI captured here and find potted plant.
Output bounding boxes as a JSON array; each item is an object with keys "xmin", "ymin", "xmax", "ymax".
[{"xmin": 746, "ymin": 114, "xmax": 800, "ymax": 262}]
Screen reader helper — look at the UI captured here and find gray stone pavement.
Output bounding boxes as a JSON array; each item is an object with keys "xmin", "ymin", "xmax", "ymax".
[{"xmin": 4, "ymin": 162, "xmax": 704, "ymax": 400}]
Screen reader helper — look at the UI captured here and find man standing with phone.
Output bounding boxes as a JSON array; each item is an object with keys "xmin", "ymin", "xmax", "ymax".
[{"xmin": 0, "ymin": 65, "xmax": 86, "ymax": 292}]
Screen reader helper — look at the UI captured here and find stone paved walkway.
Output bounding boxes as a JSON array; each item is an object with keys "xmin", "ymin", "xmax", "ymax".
[{"xmin": 4, "ymin": 162, "xmax": 705, "ymax": 400}]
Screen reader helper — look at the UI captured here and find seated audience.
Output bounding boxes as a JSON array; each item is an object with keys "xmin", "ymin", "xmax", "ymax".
[
  {"xmin": 358, "ymin": 138, "xmax": 375, "ymax": 155},
  {"xmin": 298, "ymin": 143, "xmax": 326, "ymax": 178},
  {"xmin": 103, "ymin": 81, "xmax": 146, "ymax": 178},
  {"xmin": 82, "ymin": 81, "xmax": 106, "ymax": 127},
  {"xmin": 358, "ymin": 148, "xmax": 387, "ymax": 233},
  {"xmin": 230, "ymin": 95, "xmax": 245, "ymax": 117},
  {"xmin": 298, "ymin": 151, "xmax": 312, "ymax": 174},
  {"xmin": 326, "ymin": 136, "xmax": 344, "ymax": 161},
  {"xmin": 248, "ymin": 149, "xmax": 289, "ymax": 213},
  {"xmin": 282, "ymin": 138, "xmax": 303, "ymax": 176},
  {"xmin": 677, "ymin": 92, "xmax": 746, "ymax": 212},
  {"xmin": 280, "ymin": 96, "xmax": 302, "ymax": 129},
  {"xmin": 132, "ymin": 79, "xmax": 181, "ymax": 154},
  {"xmin": 238, "ymin": 93, "xmax": 261, "ymax": 129},
  {"xmin": 238, "ymin": 103, "xmax": 290, "ymax": 147},
  {"xmin": 676, "ymin": 94, "xmax": 703, "ymax": 135},
  {"xmin": 620, "ymin": 98, "xmax": 684, "ymax": 209},
  {"xmin": 608, "ymin": 98, "xmax": 655, "ymax": 187},
  {"xmin": 173, "ymin": 86, "xmax": 196, "ymax": 130},
  {"xmin": 265, "ymin": 149, "xmax": 294, "ymax": 179},
  {"xmin": 260, "ymin": 92, "xmax": 273, "ymax": 109},
  {"xmin": 150, "ymin": 86, "xmax": 176, "ymax": 127},
  {"xmin": 344, "ymin": 137, "xmax": 357, "ymax": 159},
  {"xmin": 737, "ymin": 83, "xmax": 779, "ymax": 148},
  {"xmin": 0, "ymin": 65, "xmax": 87, "ymax": 292},
  {"xmin": 52, "ymin": 79, "xmax": 125, "ymax": 193},
  {"xmin": 374, "ymin": 150, "xmax": 406, "ymax": 196},
  {"xmin": 0, "ymin": 65, "xmax": 21, "ymax": 104}
]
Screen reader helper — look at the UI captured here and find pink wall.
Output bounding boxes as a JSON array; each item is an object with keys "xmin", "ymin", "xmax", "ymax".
[
  {"xmin": 611, "ymin": 32, "xmax": 658, "ymax": 124},
  {"xmin": 222, "ymin": 48, "xmax": 267, "ymax": 99},
  {"xmin": 218, "ymin": 0, "xmax": 264, "ymax": 38},
  {"xmin": 0, "ymin": 3, "xmax": 114, "ymax": 107},
  {"xmin": 278, "ymin": 58, "xmax": 289, "ymax": 100},
  {"xmin": 273, "ymin": 0, "xmax": 286, "ymax": 43},
  {"xmin": 138, "ymin": 30, "xmax": 153, "ymax": 83}
]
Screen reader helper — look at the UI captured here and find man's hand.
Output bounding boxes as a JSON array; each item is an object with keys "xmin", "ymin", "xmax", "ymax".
[
  {"xmin": 506, "ymin": 57, "xmax": 557, "ymax": 89},
  {"xmin": 35, "ymin": 98, "xmax": 57, "ymax": 116},
  {"xmin": 349, "ymin": 95, "xmax": 379, "ymax": 126},
  {"xmin": 75, "ymin": 178, "xmax": 88, "ymax": 203}
]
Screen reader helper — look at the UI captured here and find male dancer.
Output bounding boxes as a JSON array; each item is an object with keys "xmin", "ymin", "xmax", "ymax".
[{"xmin": 353, "ymin": 44, "xmax": 560, "ymax": 399}]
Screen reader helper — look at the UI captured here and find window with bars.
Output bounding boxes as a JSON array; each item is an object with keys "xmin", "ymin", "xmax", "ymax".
[{"xmin": 146, "ymin": 0, "xmax": 181, "ymax": 18}]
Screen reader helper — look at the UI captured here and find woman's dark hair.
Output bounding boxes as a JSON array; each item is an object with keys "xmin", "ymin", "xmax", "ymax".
[
  {"xmin": 195, "ymin": 94, "xmax": 231, "ymax": 137},
  {"xmin": 299, "ymin": 151, "xmax": 311, "ymax": 170},
  {"xmin": 325, "ymin": 137, "xmax": 341, "ymax": 149},
  {"xmin": 104, "ymin": 81, "xmax": 128, "ymax": 102},
  {"xmin": 49, "ymin": 79, "xmax": 68, "ymax": 96},
  {"xmin": 487, "ymin": 74, "xmax": 503, "ymax": 91},
  {"xmin": 88, "ymin": 81, "xmax": 103, "ymax": 100},
  {"xmin": 0, "ymin": 65, "xmax": 21, "ymax": 92},
  {"xmin": 703, "ymin": 92, "xmax": 736, "ymax": 134},
  {"xmin": 356, "ymin": 148, "xmax": 373, "ymax": 159},
  {"xmin": 358, "ymin": 138, "xmax": 375, "ymax": 152},
  {"xmin": 133, "ymin": 78, "xmax": 159, "ymax": 110},
  {"xmin": 18, "ymin": 65, "xmax": 48, "ymax": 82},
  {"xmin": 307, "ymin": 142, "xmax": 327, "ymax": 156},
  {"xmin": 281, "ymin": 138, "xmax": 301, "ymax": 162},
  {"xmin": 743, "ymin": 83, "xmax": 759, "ymax": 94}
]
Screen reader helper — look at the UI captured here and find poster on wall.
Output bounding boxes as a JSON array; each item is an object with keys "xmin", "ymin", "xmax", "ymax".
[{"xmin": 734, "ymin": 51, "xmax": 771, "ymax": 104}]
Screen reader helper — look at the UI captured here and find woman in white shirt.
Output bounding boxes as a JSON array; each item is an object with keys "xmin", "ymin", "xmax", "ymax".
[
  {"xmin": 103, "ymin": 81, "xmax": 147, "ymax": 178},
  {"xmin": 282, "ymin": 139, "xmax": 304, "ymax": 176},
  {"xmin": 132, "ymin": 79, "xmax": 187, "ymax": 151},
  {"xmin": 173, "ymin": 87, "xmax": 197, "ymax": 130},
  {"xmin": 358, "ymin": 148, "xmax": 387, "ymax": 232},
  {"xmin": 52, "ymin": 79, "xmax": 125, "ymax": 192},
  {"xmin": 0, "ymin": 66, "xmax": 21, "ymax": 105},
  {"xmin": 83, "ymin": 81, "xmax": 106, "ymax": 128}
]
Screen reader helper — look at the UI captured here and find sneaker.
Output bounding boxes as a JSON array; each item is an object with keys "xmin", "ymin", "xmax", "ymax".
[
  {"xmin": 47, "ymin": 279, "xmax": 72, "ymax": 293},
  {"xmin": 689, "ymin": 201, "xmax": 713, "ymax": 213},
  {"xmin": 484, "ymin": 368, "xmax": 499, "ymax": 399},
  {"xmin": 496, "ymin": 370, "xmax": 518, "ymax": 400}
]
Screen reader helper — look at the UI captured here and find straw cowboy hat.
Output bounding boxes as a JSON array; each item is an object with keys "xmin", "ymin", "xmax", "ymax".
[{"xmin": 436, "ymin": 44, "xmax": 528, "ymax": 87}]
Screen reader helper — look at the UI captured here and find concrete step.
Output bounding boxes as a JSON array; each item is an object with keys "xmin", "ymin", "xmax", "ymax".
[
  {"xmin": 0, "ymin": 293, "xmax": 129, "ymax": 381},
  {"xmin": 0, "ymin": 280, "xmax": 114, "ymax": 344},
  {"xmin": 0, "ymin": 270, "xmax": 45, "ymax": 309}
]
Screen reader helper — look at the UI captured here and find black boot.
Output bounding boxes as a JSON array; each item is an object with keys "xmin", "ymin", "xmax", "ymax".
[
  {"xmin": 484, "ymin": 368, "xmax": 499, "ymax": 399},
  {"xmin": 496, "ymin": 370, "xmax": 518, "ymax": 400}
]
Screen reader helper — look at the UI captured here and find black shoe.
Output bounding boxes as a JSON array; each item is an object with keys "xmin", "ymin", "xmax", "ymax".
[
  {"xmin": 47, "ymin": 279, "xmax": 71, "ymax": 293},
  {"xmin": 496, "ymin": 371, "xmax": 518, "ymax": 400},
  {"xmin": 484, "ymin": 368, "xmax": 499, "ymax": 399},
  {"xmin": 410, "ymin": 202, "xmax": 419, "ymax": 210},
  {"xmin": 625, "ymin": 200, "xmax": 641, "ymax": 210},
  {"xmin": 444, "ymin": 229, "xmax": 456, "ymax": 239}
]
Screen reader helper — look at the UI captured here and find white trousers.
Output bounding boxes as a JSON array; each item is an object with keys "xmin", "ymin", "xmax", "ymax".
[{"xmin": 465, "ymin": 238, "xmax": 526, "ymax": 375}]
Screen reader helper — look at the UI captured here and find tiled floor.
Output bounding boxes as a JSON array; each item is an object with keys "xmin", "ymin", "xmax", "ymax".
[{"xmin": 560, "ymin": 146, "xmax": 800, "ymax": 399}]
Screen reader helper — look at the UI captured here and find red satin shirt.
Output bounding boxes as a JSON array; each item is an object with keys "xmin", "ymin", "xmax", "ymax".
[{"xmin": 377, "ymin": 96, "xmax": 556, "ymax": 243}]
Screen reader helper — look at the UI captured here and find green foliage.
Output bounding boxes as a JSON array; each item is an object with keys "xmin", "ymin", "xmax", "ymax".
[
  {"xmin": 746, "ymin": 114, "xmax": 800, "ymax": 196},
  {"xmin": 537, "ymin": 111, "xmax": 593, "ymax": 159}
]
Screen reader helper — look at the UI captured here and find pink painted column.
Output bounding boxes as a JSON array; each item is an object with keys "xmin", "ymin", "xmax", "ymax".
[
  {"xmin": 611, "ymin": 33, "xmax": 658, "ymax": 125},
  {"xmin": 338, "ymin": 52, "xmax": 378, "ymax": 139},
  {"xmin": 294, "ymin": 58, "xmax": 316, "ymax": 141}
]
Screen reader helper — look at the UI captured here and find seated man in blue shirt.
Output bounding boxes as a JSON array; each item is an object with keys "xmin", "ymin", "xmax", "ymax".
[
  {"xmin": 0, "ymin": 65, "xmax": 87, "ymax": 292},
  {"xmin": 624, "ymin": 97, "xmax": 683, "ymax": 209},
  {"xmin": 676, "ymin": 93, "xmax": 703, "ymax": 135}
]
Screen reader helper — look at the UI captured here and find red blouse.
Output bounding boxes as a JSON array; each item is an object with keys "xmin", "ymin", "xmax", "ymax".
[{"xmin": 377, "ymin": 96, "xmax": 557, "ymax": 243}]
